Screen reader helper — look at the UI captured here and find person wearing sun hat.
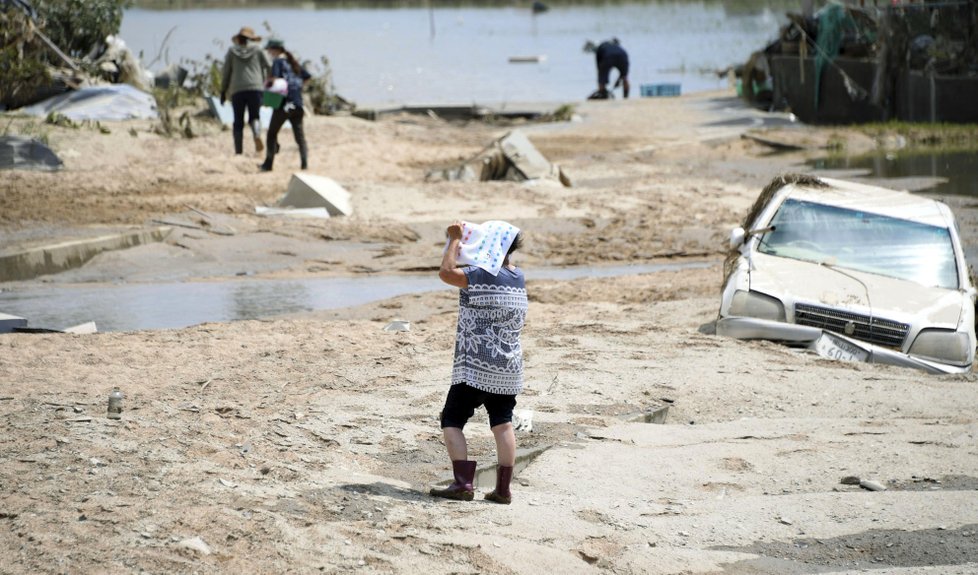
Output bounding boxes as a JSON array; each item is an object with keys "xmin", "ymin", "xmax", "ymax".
[{"xmin": 220, "ymin": 26, "xmax": 271, "ymax": 155}]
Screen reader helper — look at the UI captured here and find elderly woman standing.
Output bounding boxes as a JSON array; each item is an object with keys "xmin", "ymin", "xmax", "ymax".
[
  {"xmin": 220, "ymin": 26, "xmax": 270, "ymax": 155},
  {"xmin": 259, "ymin": 37, "xmax": 311, "ymax": 172},
  {"xmin": 430, "ymin": 220, "xmax": 527, "ymax": 505}
]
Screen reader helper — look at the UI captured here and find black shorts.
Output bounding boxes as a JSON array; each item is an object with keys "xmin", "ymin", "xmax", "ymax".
[{"xmin": 440, "ymin": 383, "xmax": 517, "ymax": 429}]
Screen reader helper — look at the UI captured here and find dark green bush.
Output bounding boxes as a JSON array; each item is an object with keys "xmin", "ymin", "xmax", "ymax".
[
  {"xmin": 0, "ymin": 8, "xmax": 51, "ymax": 108},
  {"xmin": 34, "ymin": 0, "xmax": 130, "ymax": 59},
  {"xmin": 1, "ymin": 0, "xmax": 129, "ymax": 108}
]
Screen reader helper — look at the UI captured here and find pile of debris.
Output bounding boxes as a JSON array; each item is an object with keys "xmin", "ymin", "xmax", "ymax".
[
  {"xmin": 738, "ymin": 0, "xmax": 978, "ymax": 124},
  {"xmin": 425, "ymin": 130, "xmax": 571, "ymax": 187},
  {"xmin": 1, "ymin": 0, "xmax": 150, "ymax": 112}
]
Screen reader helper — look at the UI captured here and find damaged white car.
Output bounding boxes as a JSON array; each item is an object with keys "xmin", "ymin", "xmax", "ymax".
[{"xmin": 717, "ymin": 174, "xmax": 976, "ymax": 374}]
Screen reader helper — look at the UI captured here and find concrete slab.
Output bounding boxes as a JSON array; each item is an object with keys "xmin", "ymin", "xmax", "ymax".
[
  {"xmin": 255, "ymin": 206, "xmax": 331, "ymax": 219},
  {"xmin": 499, "ymin": 130, "xmax": 553, "ymax": 180},
  {"xmin": 63, "ymin": 321, "xmax": 98, "ymax": 334},
  {"xmin": 278, "ymin": 174, "xmax": 352, "ymax": 216},
  {"xmin": 0, "ymin": 227, "xmax": 172, "ymax": 282},
  {"xmin": 425, "ymin": 129, "xmax": 571, "ymax": 186},
  {"xmin": 0, "ymin": 313, "xmax": 27, "ymax": 334}
]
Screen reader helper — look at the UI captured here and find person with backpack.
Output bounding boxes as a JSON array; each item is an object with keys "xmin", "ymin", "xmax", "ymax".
[{"xmin": 259, "ymin": 37, "xmax": 312, "ymax": 172}]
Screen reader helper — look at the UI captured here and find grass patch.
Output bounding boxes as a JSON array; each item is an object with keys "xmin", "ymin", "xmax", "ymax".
[{"xmin": 857, "ymin": 122, "xmax": 978, "ymax": 150}]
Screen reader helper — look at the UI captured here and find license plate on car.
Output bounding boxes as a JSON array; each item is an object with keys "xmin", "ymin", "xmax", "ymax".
[{"xmin": 814, "ymin": 332, "xmax": 870, "ymax": 363}]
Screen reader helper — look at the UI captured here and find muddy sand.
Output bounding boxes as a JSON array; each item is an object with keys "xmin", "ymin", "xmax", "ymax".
[{"xmin": 1, "ymin": 91, "xmax": 977, "ymax": 574}]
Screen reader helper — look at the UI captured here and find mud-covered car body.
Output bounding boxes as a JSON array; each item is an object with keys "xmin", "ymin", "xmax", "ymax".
[{"xmin": 717, "ymin": 175, "xmax": 976, "ymax": 374}]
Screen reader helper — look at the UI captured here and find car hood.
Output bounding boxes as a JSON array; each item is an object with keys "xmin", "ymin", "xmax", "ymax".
[{"xmin": 749, "ymin": 252, "xmax": 965, "ymax": 327}]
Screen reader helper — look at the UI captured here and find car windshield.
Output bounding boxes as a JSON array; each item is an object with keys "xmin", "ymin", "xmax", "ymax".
[{"xmin": 757, "ymin": 198, "xmax": 959, "ymax": 289}]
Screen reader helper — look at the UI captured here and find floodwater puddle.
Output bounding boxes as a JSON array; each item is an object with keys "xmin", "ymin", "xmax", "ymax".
[
  {"xmin": 0, "ymin": 261, "xmax": 714, "ymax": 332},
  {"xmin": 808, "ymin": 150, "xmax": 978, "ymax": 197}
]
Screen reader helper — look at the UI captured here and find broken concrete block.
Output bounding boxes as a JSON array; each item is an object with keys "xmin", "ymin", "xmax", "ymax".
[
  {"xmin": 424, "ymin": 129, "xmax": 570, "ymax": 187},
  {"xmin": 63, "ymin": 321, "xmax": 97, "ymax": 334},
  {"xmin": 499, "ymin": 130, "xmax": 553, "ymax": 180},
  {"xmin": 277, "ymin": 174, "xmax": 352, "ymax": 216},
  {"xmin": 425, "ymin": 164, "xmax": 478, "ymax": 183},
  {"xmin": 0, "ymin": 313, "xmax": 28, "ymax": 334}
]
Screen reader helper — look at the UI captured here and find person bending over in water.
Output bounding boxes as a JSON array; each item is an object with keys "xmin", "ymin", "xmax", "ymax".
[{"xmin": 584, "ymin": 38, "xmax": 630, "ymax": 99}]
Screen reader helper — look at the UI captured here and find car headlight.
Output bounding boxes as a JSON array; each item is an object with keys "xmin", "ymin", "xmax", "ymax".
[
  {"xmin": 909, "ymin": 329, "xmax": 972, "ymax": 366},
  {"xmin": 728, "ymin": 290, "xmax": 786, "ymax": 322}
]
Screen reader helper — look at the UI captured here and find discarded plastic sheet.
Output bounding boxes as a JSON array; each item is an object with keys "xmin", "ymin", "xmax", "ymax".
[
  {"xmin": 206, "ymin": 96, "xmax": 286, "ymax": 130},
  {"xmin": 255, "ymin": 206, "xmax": 331, "ymax": 219},
  {"xmin": 21, "ymin": 84, "xmax": 158, "ymax": 121},
  {"xmin": 425, "ymin": 129, "xmax": 570, "ymax": 187},
  {"xmin": 178, "ymin": 536, "xmax": 212, "ymax": 555},
  {"xmin": 513, "ymin": 409, "xmax": 534, "ymax": 433},
  {"xmin": 278, "ymin": 174, "xmax": 352, "ymax": 216},
  {"xmin": 0, "ymin": 136, "xmax": 63, "ymax": 172},
  {"xmin": 383, "ymin": 320, "xmax": 411, "ymax": 332}
]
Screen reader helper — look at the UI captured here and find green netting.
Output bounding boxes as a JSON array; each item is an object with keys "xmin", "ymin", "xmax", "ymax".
[
  {"xmin": 812, "ymin": 2, "xmax": 879, "ymax": 108},
  {"xmin": 814, "ymin": 2, "xmax": 857, "ymax": 108}
]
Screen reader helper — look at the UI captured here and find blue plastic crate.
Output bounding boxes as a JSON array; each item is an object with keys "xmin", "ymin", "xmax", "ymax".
[{"xmin": 640, "ymin": 83, "xmax": 681, "ymax": 97}]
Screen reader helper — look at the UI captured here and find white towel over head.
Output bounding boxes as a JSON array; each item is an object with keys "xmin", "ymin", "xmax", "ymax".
[{"xmin": 446, "ymin": 220, "xmax": 521, "ymax": 276}]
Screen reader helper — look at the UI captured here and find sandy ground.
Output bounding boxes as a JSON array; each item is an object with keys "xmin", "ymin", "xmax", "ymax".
[{"xmin": 1, "ymin": 91, "xmax": 978, "ymax": 574}]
